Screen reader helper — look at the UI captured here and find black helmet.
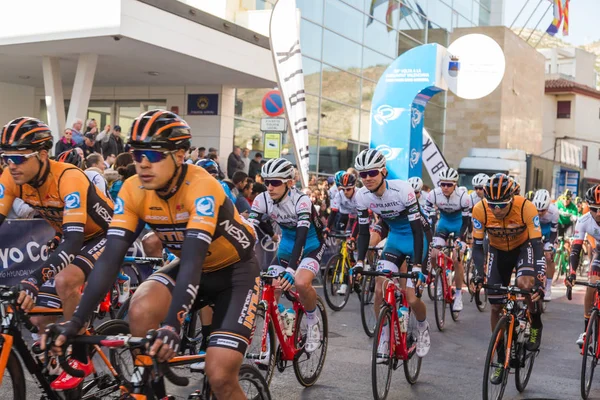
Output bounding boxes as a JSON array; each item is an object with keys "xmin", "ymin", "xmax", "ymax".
[
  {"xmin": 57, "ymin": 149, "xmax": 83, "ymax": 169},
  {"xmin": 484, "ymin": 173, "xmax": 515, "ymax": 202},
  {"xmin": 585, "ymin": 185, "xmax": 600, "ymax": 206},
  {"xmin": 0, "ymin": 117, "xmax": 53, "ymax": 151},
  {"xmin": 340, "ymin": 172, "xmax": 357, "ymax": 187},
  {"xmin": 128, "ymin": 110, "xmax": 191, "ymax": 150}
]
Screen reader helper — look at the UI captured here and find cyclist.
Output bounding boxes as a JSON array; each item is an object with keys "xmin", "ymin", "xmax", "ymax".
[
  {"xmin": 0, "ymin": 117, "xmax": 114, "ymax": 389},
  {"xmin": 352, "ymin": 149, "xmax": 430, "ymax": 358},
  {"xmin": 408, "ymin": 176, "xmax": 427, "ymax": 209},
  {"xmin": 470, "ymin": 173, "xmax": 545, "ymax": 384},
  {"xmin": 324, "ymin": 172, "xmax": 359, "ymax": 295},
  {"xmin": 525, "ymin": 190, "xmax": 535, "ymax": 202},
  {"xmin": 566, "ymin": 185, "xmax": 600, "ymax": 348},
  {"xmin": 557, "ymin": 189, "xmax": 578, "ymax": 238},
  {"xmin": 425, "ymin": 168, "xmax": 471, "ymax": 312},
  {"xmin": 196, "ymin": 158, "xmax": 236, "ymax": 203},
  {"xmin": 329, "ymin": 170, "xmax": 345, "ymax": 200},
  {"xmin": 532, "ymin": 189, "xmax": 558, "ymax": 299},
  {"xmin": 43, "ymin": 110, "xmax": 259, "ymax": 400},
  {"xmin": 470, "ymin": 174, "xmax": 489, "ymax": 208},
  {"xmin": 248, "ymin": 158, "xmax": 325, "ymax": 353}
]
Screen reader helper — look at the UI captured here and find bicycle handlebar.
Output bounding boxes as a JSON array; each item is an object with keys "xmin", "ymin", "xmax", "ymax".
[
  {"xmin": 566, "ymin": 281, "xmax": 600, "ymax": 301},
  {"xmin": 0, "ymin": 286, "xmax": 38, "ymax": 333},
  {"xmin": 359, "ymin": 270, "xmax": 419, "ymax": 279},
  {"xmin": 482, "ymin": 283, "xmax": 534, "ymax": 296},
  {"xmin": 122, "ymin": 256, "xmax": 164, "ymax": 264},
  {"xmin": 329, "ymin": 232, "xmax": 351, "ymax": 239}
]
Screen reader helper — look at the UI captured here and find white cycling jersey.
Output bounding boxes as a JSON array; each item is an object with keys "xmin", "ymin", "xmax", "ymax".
[
  {"xmin": 469, "ymin": 191, "xmax": 483, "ymax": 209},
  {"xmin": 331, "ymin": 189, "xmax": 358, "ymax": 216},
  {"xmin": 573, "ymin": 212, "xmax": 600, "ymax": 243},
  {"xmin": 355, "ymin": 180, "xmax": 420, "ymax": 227},
  {"xmin": 539, "ymin": 203, "xmax": 559, "ymax": 227},
  {"xmin": 425, "ymin": 186, "xmax": 471, "ymax": 218}
]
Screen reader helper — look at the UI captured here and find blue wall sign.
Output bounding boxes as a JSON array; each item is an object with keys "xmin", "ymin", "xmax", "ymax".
[{"xmin": 188, "ymin": 94, "xmax": 219, "ymax": 115}]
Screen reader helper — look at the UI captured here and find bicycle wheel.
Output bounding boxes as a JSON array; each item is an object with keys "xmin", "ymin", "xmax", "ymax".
[
  {"xmin": 475, "ymin": 285, "xmax": 488, "ymax": 312},
  {"xmin": 427, "ymin": 270, "xmax": 435, "ymax": 301},
  {"xmin": 361, "ymin": 275, "xmax": 377, "ymax": 337},
  {"xmin": 292, "ymin": 296, "xmax": 328, "ymax": 387},
  {"xmin": 94, "ymin": 320, "xmax": 134, "ymax": 381},
  {"xmin": 582, "ymin": 310, "xmax": 599, "ymax": 399},
  {"xmin": 465, "ymin": 259, "xmax": 474, "ymax": 295},
  {"xmin": 403, "ymin": 308, "xmax": 422, "ymax": 384},
  {"xmin": 371, "ymin": 305, "xmax": 393, "ymax": 400},
  {"xmin": 0, "ymin": 348, "xmax": 26, "ymax": 400},
  {"xmin": 245, "ymin": 303, "xmax": 276, "ymax": 385},
  {"xmin": 237, "ymin": 364, "xmax": 272, "ymax": 400},
  {"xmin": 515, "ymin": 339, "xmax": 536, "ymax": 392},
  {"xmin": 323, "ymin": 254, "xmax": 351, "ymax": 311},
  {"xmin": 115, "ymin": 297, "xmax": 130, "ymax": 320},
  {"xmin": 482, "ymin": 316, "xmax": 510, "ymax": 400},
  {"xmin": 433, "ymin": 268, "xmax": 446, "ymax": 331}
]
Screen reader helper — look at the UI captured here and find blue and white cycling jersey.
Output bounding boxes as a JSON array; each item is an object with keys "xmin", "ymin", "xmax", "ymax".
[
  {"xmin": 249, "ymin": 188, "xmax": 322, "ymax": 260},
  {"xmin": 539, "ymin": 203, "xmax": 559, "ymax": 241},
  {"xmin": 425, "ymin": 186, "xmax": 471, "ymax": 237},
  {"xmin": 356, "ymin": 179, "xmax": 425, "ymax": 262},
  {"xmin": 330, "ymin": 188, "xmax": 358, "ymax": 216}
]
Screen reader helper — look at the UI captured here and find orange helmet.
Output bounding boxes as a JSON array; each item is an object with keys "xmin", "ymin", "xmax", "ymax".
[{"xmin": 484, "ymin": 173, "xmax": 515, "ymax": 202}]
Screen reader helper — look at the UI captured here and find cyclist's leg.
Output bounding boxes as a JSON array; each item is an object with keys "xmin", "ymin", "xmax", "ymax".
[
  {"xmin": 29, "ymin": 280, "xmax": 61, "ymax": 333},
  {"xmin": 487, "ymin": 247, "xmax": 516, "ymax": 331},
  {"xmin": 295, "ymin": 245, "xmax": 326, "ymax": 341},
  {"xmin": 127, "ymin": 263, "xmax": 177, "ymax": 336},
  {"xmin": 544, "ymin": 241, "xmax": 555, "ymax": 295},
  {"xmin": 582, "ymin": 248, "xmax": 600, "ymax": 341},
  {"xmin": 141, "ymin": 231, "xmax": 163, "ymax": 258},
  {"xmin": 205, "ymin": 257, "xmax": 260, "ymax": 400}
]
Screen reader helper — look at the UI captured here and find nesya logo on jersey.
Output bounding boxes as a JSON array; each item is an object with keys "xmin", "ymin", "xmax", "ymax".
[{"xmin": 219, "ymin": 220, "xmax": 251, "ymax": 249}]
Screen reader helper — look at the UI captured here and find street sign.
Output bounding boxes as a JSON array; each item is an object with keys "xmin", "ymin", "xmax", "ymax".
[
  {"xmin": 264, "ymin": 132, "xmax": 282, "ymax": 159},
  {"xmin": 260, "ymin": 117, "xmax": 287, "ymax": 132},
  {"xmin": 262, "ymin": 90, "xmax": 284, "ymax": 117}
]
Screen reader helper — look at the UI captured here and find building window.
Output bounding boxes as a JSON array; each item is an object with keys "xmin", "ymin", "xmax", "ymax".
[{"xmin": 557, "ymin": 101, "xmax": 571, "ymax": 118}]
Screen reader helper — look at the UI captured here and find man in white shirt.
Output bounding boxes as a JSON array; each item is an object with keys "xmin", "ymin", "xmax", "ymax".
[{"xmin": 85, "ymin": 153, "xmax": 110, "ymax": 198}]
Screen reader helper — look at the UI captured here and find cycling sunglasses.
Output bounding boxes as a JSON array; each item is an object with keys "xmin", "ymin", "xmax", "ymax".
[
  {"xmin": 359, "ymin": 169, "xmax": 381, "ymax": 179},
  {"xmin": 1, "ymin": 151, "xmax": 39, "ymax": 165},
  {"xmin": 132, "ymin": 149, "xmax": 174, "ymax": 163},
  {"xmin": 487, "ymin": 199, "xmax": 512, "ymax": 210},
  {"xmin": 439, "ymin": 182, "xmax": 455, "ymax": 188},
  {"xmin": 590, "ymin": 206, "xmax": 600, "ymax": 213},
  {"xmin": 265, "ymin": 179, "xmax": 286, "ymax": 187},
  {"xmin": 474, "ymin": 186, "xmax": 484, "ymax": 190},
  {"xmin": 340, "ymin": 186, "xmax": 355, "ymax": 192}
]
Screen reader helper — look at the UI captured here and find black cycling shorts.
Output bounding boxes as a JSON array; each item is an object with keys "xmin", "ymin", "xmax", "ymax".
[
  {"xmin": 37, "ymin": 235, "xmax": 107, "ymax": 309},
  {"xmin": 147, "ymin": 257, "xmax": 261, "ymax": 355},
  {"xmin": 558, "ymin": 222, "xmax": 574, "ymax": 238},
  {"xmin": 485, "ymin": 240, "xmax": 543, "ymax": 305}
]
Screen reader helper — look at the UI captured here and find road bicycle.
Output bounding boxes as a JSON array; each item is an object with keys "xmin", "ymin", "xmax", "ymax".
[
  {"xmin": 553, "ymin": 236, "xmax": 569, "ymax": 283},
  {"xmin": 0, "ymin": 285, "xmax": 131, "ymax": 400},
  {"xmin": 322, "ymin": 231, "xmax": 359, "ymax": 311},
  {"xmin": 567, "ymin": 281, "xmax": 600, "ymax": 399},
  {"xmin": 361, "ymin": 269, "xmax": 422, "ymax": 400},
  {"xmin": 45, "ymin": 330, "xmax": 271, "ymax": 400},
  {"xmin": 482, "ymin": 284, "xmax": 538, "ymax": 400},
  {"xmin": 431, "ymin": 238, "xmax": 460, "ymax": 331},
  {"xmin": 360, "ymin": 246, "xmax": 383, "ymax": 338},
  {"xmin": 244, "ymin": 269, "xmax": 328, "ymax": 386}
]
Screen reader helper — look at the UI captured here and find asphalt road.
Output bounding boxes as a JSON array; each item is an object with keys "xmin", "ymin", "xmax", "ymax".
[{"xmin": 15, "ymin": 283, "xmax": 597, "ymax": 400}]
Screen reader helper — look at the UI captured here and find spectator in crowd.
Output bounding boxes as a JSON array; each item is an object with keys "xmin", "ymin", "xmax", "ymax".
[
  {"xmin": 249, "ymin": 182, "xmax": 267, "ymax": 204},
  {"xmin": 55, "ymin": 128, "xmax": 76, "ymax": 155},
  {"xmin": 235, "ymin": 180, "xmax": 253, "ymax": 218},
  {"xmin": 185, "ymin": 147, "xmax": 199, "ymax": 164},
  {"xmin": 104, "ymin": 154, "xmax": 116, "ymax": 169},
  {"xmin": 85, "ymin": 118, "xmax": 98, "ymax": 134},
  {"xmin": 207, "ymin": 152, "xmax": 225, "ymax": 180},
  {"xmin": 232, "ymin": 171, "xmax": 249, "ymax": 195},
  {"xmin": 78, "ymin": 133, "xmax": 97, "ymax": 158},
  {"xmin": 97, "ymin": 124, "xmax": 124, "ymax": 157},
  {"xmin": 227, "ymin": 145, "xmax": 244, "ymax": 179},
  {"xmin": 109, "ymin": 152, "xmax": 134, "ymax": 200},
  {"xmin": 70, "ymin": 119, "xmax": 84, "ymax": 145},
  {"xmin": 208, "ymin": 147, "xmax": 218, "ymax": 155},
  {"xmin": 85, "ymin": 153, "xmax": 110, "ymax": 197},
  {"xmin": 198, "ymin": 146, "xmax": 206, "ymax": 159},
  {"xmin": 241, "ymin": 148, "xmax": 251, "ymax": 174},
  {"xmin": 248, "ymin": 152, "xmax": 262, "ymax": 180}
]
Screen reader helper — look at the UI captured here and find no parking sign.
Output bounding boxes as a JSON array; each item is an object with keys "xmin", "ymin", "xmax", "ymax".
[{"xmin": 262, "ymin": 90, "xmax": 284, "ymax": 117}]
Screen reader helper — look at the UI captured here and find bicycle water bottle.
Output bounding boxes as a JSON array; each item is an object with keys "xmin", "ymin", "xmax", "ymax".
[
  {"xmin": 117, "ymin": 273, "xmax": 131, "ymax": 304},
  {"xmin": 398, "ymin": 306, "xmax": 409, "ymax": 333},
  {"xmin": 285, "ymin": 308, "xmax": 296, "ymax": 337},
  {"xmin": 278, "ymin": 304, "xmax": 288, "ymax": 335}
]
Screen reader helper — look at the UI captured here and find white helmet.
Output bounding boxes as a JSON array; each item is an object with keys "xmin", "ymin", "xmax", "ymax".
[
  {"xmin": 355, "ymin": 149, "xmax": 386, "ymax": 171},
  {"xmin": 472, "ymin": 173, "xmax": 489, "ymax": 187},
  {"xmin": 438, "ymin": 167, "xmax": 459, "ymax": 183},
  {"xmin": 532, "ymin": 189, "xmax": 551, "ymax": 211},
  {"xmin": 261, "ymin": 158, "xmax": 295, "ymax": 179},
  {"xmin": 408, "ymin": 177, "xmax": 423, "ymax": 191}
]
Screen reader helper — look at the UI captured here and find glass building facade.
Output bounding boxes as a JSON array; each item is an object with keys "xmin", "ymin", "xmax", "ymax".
[{"xmin": 233, "ymin": 0, "xmax": 493, "ymax": 177}]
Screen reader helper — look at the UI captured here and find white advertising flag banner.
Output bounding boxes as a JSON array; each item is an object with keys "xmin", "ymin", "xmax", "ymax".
[
  {"xmin": 269, "ymin": 0, "xmax": 310, "ymax": 188},
  {"xmin": 422, "ymin": 128, "xmax": 449, "ymax": 187}
]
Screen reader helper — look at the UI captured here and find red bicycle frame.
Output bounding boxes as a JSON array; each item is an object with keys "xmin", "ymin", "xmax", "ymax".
[
  {"xmin": 382, "ymin": 278, "xmax": 413, "ymax": 360},
  {"xmin": 260, "ymin": 279, "xmax": 307, "ymax": 361},
  {"xmin": 437, "ymin": 250, "xmax": 455, "ymax": 304}
]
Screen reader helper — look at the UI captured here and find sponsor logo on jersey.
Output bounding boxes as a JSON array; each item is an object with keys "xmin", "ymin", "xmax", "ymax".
[
  {"xmin": 195, "ymin": 196, "xmax": 215, "ymax": 217},
  {"xmin": 407, "ymin": 191, "xmax": 416, "ymax": 202},
  {"xmin": 176, "ymin": 212, "xmax": 190, "ymax": 220},
  {"xmin": 0, "ymin": 184, "xmax": 4, "ymax": 199},
  {"xmin": 219, "ymin": 220, "xmax": 251, "ymax": 248},
  {"xmin": 533, "ymin": 215, "xmax": 540, "ymax": 228},
  {"xmin": 64, "ymin": 192, "xmax": 81, "ymax": 209},
  {"xmin": 472, "ymin": 218, "xmax": 482, "ymax": 230},
  {"xmin": 93, "ymin": 202, "xmax": 112, "ymax": 223},
  {"xmin": 114, "ymin": 198, "xmax": 124, "ymax": 215},
  {"xmin": 146, "ymin": 215, "xmax": 169, "ymax": 221}
]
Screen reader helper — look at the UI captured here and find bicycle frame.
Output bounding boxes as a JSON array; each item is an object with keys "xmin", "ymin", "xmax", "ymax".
[
  {"xmin": 493, "ymin": 291, "xmax": 530, "ymax": 369},
  {"xmin": 382, "ymin": 279, "xmax": 411, "ymax": 361},
  {"xmin": 260, "ymin": 279, "xmax": 306, "ymax": 362},
  {"xmin": 437, "ymin": 250, "xmax": 455, "ymax": 304}
]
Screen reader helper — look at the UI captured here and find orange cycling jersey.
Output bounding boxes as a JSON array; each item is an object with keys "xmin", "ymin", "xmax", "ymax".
[
  {"xmin": 0, "ymin": 160, "xmax": 113, "ymax": 239},
  {"xmin": 110, "ymin": 164, "xmax": 256, "ymax": 273},
  {"xmin": 471, "ymin": 195, "xmax": 541, "ymax": 251}
]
